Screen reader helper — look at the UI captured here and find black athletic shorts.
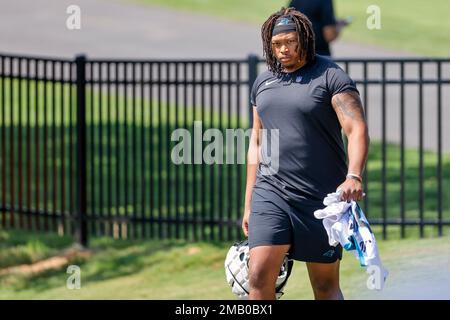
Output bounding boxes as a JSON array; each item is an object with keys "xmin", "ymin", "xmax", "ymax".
[{"xmin": 248, "ymin": 180, "xmax": 342, "ymax": 263}]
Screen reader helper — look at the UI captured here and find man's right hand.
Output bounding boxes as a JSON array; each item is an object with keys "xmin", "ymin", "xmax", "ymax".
[
  {"xmin": 336, "ymin": 17, "xmax": 352, "ymax": 32},
  {"xmin": 242, "ymin": 209, "xmax": 251, "ymax": 237}
]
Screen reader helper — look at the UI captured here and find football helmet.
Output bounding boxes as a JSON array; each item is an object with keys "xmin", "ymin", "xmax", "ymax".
[{"xmin": 224, "ymin": 239, "xmax": 293, "ymax": 299}]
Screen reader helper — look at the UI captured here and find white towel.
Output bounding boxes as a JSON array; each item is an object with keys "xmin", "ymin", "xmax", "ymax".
[{"xmin": 314, "ymin": 191, "xmax": 389, "ymax": 290}]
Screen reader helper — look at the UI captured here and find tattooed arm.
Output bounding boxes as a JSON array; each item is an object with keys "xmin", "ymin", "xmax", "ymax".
[{"xmin": 331, "ymin": 90, "xmax": 370, "ymax": 201}]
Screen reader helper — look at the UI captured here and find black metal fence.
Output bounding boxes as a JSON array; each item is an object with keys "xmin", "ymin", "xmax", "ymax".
[{"xmin": 1, "ymin": 52, "xmax": 450, "ymax": 245}]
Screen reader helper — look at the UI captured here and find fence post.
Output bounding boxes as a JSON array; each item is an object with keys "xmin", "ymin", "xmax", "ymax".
[
  {"xmin": 75, "ymin": 54, "xmax": 88, "ymax": 247},
  {"xmin": 247, "ymin": 54, "xmax": 259, "ymax": 128}
]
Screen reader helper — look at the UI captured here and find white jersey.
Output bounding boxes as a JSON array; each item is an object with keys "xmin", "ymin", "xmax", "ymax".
[{"xmin": 314, "ymin": 190, "xmax": 389, "ymax": 290}]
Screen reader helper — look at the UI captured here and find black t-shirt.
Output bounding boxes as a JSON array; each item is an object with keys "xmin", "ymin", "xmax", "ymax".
[
  {"xmin": 288, "ymin": 0, "xmax": 336, "ymax": 56},
  {"xmin": 250, "ymin": 55, "xmax": 359, "ymax": 203}
]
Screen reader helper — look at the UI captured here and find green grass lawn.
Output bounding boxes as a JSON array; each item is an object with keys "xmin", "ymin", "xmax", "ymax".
[
  {"xmin": 131, "ymin": 0, "xmax": 450, "ymax": 57},
  {"xmin": 0, "ymin": 229, "xmax": 73, "ymax": 269},
  {"xmin": 1, "ymin": 228, "xmax": 449, "ymax": 299}
]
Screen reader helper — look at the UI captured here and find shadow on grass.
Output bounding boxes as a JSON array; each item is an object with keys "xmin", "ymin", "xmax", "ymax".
[
  {"xmin": 0, "ymin": 229, "xmax": 74, "ymax": 269},
  {"xmin": 0, "ymin": 232, "xmax": 226, "ymax": 293}
]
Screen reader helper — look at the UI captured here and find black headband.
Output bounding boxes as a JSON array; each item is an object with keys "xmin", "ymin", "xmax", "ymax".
[{"xmin": 272, "ymin": 16, "xmax": 297, "ymax": 36}]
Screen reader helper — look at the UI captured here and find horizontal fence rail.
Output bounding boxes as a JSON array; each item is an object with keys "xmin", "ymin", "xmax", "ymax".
[{"xmin": 1, "ymin": 52, "xmax": 449, "ymax": 245}]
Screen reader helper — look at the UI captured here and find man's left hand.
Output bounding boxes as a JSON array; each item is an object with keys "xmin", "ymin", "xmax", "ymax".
[{"xmin": 337, "ymin": 178, "xmax": 364, "ymax": 202}]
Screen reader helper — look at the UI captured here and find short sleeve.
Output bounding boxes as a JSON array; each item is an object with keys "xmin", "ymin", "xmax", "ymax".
[
  {"xmin": 250, "ymin": 78, "xmax": 259, "ymax": 106},
  {"xmin": 320, "ymin": 0, "xmax": 336, "ymax": 26},
  {"xmin": 326, "ymin": 66, "xmax": 359, "ymax": 97}
]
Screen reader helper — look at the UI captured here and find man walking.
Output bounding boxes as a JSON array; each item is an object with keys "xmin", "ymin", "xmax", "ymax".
[{"xmin": 242, "ymin": 7, "xmax": 369, "ymax": 300}]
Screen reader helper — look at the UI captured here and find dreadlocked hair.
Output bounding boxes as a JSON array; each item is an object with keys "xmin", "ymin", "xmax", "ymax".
[{"xmin": 261, "ymin": 7, "xmax": 316, "ymax": 75}]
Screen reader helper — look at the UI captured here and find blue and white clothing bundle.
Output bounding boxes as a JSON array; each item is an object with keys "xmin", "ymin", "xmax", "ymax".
[{"xmin": 314, "ymin": 190, "xmax": 389, "ymax": 290}]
